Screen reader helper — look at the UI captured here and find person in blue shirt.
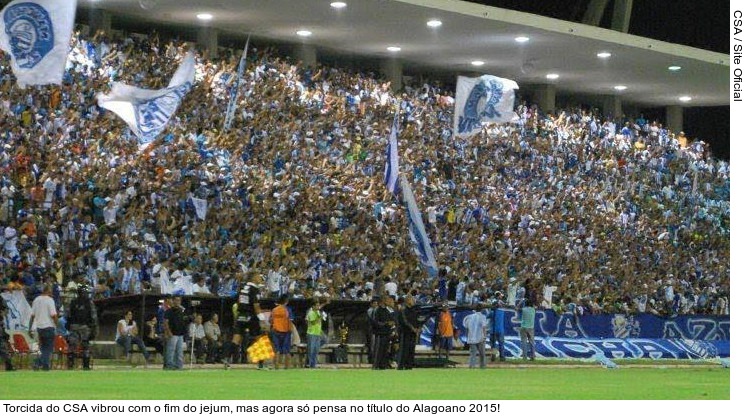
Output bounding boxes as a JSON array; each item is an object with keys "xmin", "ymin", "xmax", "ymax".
[{"xmin": 490, "ymin": 299, "xmax": 506, "ymax": 362}]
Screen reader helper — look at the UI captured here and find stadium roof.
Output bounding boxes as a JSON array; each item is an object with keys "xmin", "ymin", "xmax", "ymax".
[{"xmin": 82, "ymin": 0, "xmax": 729, "ymax": 107}]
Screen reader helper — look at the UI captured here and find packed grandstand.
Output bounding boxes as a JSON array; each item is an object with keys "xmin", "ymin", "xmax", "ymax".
[{"xmin": 0, "ymin": 28, "xmax": 730, "ymax": 318}]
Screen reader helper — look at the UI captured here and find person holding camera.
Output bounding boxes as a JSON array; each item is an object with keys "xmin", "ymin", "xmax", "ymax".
[{"xmin": 116, "ymin": 310, "xmax": 150, "ymax": 364}]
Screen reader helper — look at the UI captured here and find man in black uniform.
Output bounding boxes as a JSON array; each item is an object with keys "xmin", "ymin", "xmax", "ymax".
[
  {"xmin": 366, "ymin": 297, "xmax": 380, "ymax": 364},
  {"xmin": 66, "ymin": 284, "xmax": 98, "ymax": 370},
  {"xmin": 397, "ymin": 295, "xmax": 419, "ymax": 370},
  {"xmin": 225, "ymin": 273, "xmax": 262, "ymax": 368},
  {"xmin": 1, "ymin": 291, "xmax": 15, "ymax": 371},
  {"xmin": 371, "ymin": 295, "xmax": 395, "ymax": 370}
]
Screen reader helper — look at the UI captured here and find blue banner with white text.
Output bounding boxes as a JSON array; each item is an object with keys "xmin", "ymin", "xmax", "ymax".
[{"xmin": 420, "ymin": 309, "xmax": 730, "ymax": 359}]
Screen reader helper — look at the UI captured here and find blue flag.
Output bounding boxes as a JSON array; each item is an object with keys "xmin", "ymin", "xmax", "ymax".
[
  {"xmin": 400, "ymin": 174, "xmax": 437, "ymax": 277},
  {"xmin": 384, "ymin": 116, "xmax": 400, "ymax": 194},
  {"xmin": 223, "ymin": 37, "xmax": 250, "ymax": 132}
]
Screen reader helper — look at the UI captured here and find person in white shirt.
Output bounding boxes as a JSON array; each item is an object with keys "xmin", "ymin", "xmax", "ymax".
[
  {"xmin": 188, "ymin": 314, "xmax": 207, "ymax": 363},
  {"xmin": 191, "ymin": 275, "xmax": 211, "ymax": 294},
  {"xmin": 383, "ymin": 277, "xmax": 397, "ymax": 297},
  {"xmin": 541, "ymin": 283, "xmax": 557, "ymax": 309},
  {"xmin": 115, "ymin": 311, "xmax": 150, "ymax": 363},
  {"xmin": 29, "ymin": 284, "xmax": 58, "ymax": 371}
]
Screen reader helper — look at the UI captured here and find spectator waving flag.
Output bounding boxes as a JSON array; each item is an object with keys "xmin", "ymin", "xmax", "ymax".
[
  {"xmin": 0, "ymin": 0, "xmax": 77, "ymax": 88},
  {"xmin": 222, "ymin": 36, "xmax": 250, "ymax": 132},
  {"xmin": 384, "ymin": 114, "xmax": 400, "ymax": 194},
  {"xmin": 454, "ymin": 75, "xmax": 518, "ymax": 138},
  {"xmin": 400, "ymin": 174, "xmax": 438, "ymax": 278},
  {"xmin": 97, "ymin": 52, "xmax": 196, "ymax": 149}
]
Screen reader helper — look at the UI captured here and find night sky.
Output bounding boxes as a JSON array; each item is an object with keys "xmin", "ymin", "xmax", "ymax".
[{"xmin": 470, "ymin": 0, "xmax": 730, "ymax": 159}]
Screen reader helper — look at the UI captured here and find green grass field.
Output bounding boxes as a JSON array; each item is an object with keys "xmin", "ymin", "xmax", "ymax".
[{"xmin": 0, "ymin": 366, "xmax": 729, "ymax": 400}]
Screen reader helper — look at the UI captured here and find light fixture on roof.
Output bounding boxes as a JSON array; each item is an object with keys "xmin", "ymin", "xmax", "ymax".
[
  {"xmin": 427, "ymin": 19, "xmax": 442, "ymax": 28},
  {"xmin": 597, "ymin": 52, "xmax": 612, "ymax": 58},
  {"xmin": 471, "ymin": 60, "xmax": 485, "ymax": 67},
  {"xmin": 296, "ymin": 30, "xmax": 313, "ymax": 37},
  {"xmin": 668, "ymin": 65, "xmax": 682, "ymax": 71},
  {"xmin": 679, "ymin": 96, "xmax": 692, "ymax": 102},
  {"xmin": 330, "ymin": 2, "xmax": 347, "ymax": 9},
  {"xmin": 515, "ymin": 36, "xmax": 530, "ymax": 43},
  {"xmin": 387, "ymin": 46, "xmax": 401, "ymax": 52},
  {"xmin": 546, "ymin": 73, "xmax": 559, "ymax": 80},
  {"xmin": 196, "ymin": 13, "xmax": 213, "ymax": 21},
  {"xmin": 614, "ymin": 85, "xmax": 627, "ymax": 91}
]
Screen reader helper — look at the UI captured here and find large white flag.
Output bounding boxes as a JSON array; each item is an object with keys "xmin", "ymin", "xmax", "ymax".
[
  {"xmin": 0, "ymin": 0, "xmax": 76, "ymax": 88},
  {"xmin": 98, "ymin": 52, "xmax": 196, "ymax": 148},
  {"xmin": 454, "ymin": 75, "xmax": 518, "ymax": 138},
  {"xmin": 1, "ymin": 290, "xmax": 32, "ymax": 331}
]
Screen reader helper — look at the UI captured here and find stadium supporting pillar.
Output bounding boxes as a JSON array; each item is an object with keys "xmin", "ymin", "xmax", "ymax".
[
  {"xmin": 582, "ymin": 0, "xmax": 610, "ymax": 26},
  {"xmin": 666, "ymin": 105, "xmax": 683, "ymax": 135},
  {"xmin": 533, "ymin": 84, "xmax": 556, "ymax": 114},
  {"xmin": 382, "ymin": 58, "xmax": 403, "ymax": 93},
  {"xmin": 611, "ymin": 0, "xmax": 633, "ymax": 33},
  {"xmin": 293, "ymin": 43, "xmax": 318, "ymax": 68},
  {"xmin": 602, "ymin": 95, "xmax": 623, "ymax": 119},
  {"xmin": 198, "ymin": 27, "xmax": 219, "ymax": 60},
  {"xmin": 89, "ymin": 9, "xmax": 112, "ymax": 35}
]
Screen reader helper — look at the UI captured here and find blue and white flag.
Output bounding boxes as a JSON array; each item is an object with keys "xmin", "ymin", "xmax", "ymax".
[
  {"xmin": 383, "ymin": 116, "xmax": 400, "ymax": 194},
  {"xmin": 454, "ymin": 75, "xmax": 518, "ymax": 138},
  {"xmin": 0, "ymin": 0, "xmax": 77, "ymax": 88},
  {"xmin": 222, "ymin": 36, "xmax": 250, "ymax": 132},
  {"xmin": 400, "ymin": 174, "xmax": 438, "ymax": 277},
  {"xmin": 1, "ymin": 289, "xmax": 32, "ymax": 331},
  {"xmin": 97, "ymin": 52, "xmax": 196, "ymax": 149}
]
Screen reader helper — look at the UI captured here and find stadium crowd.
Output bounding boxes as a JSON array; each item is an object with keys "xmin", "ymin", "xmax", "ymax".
[{"xmin": 0, "ymin": 28, "xmax": 730, "ymax": 322}]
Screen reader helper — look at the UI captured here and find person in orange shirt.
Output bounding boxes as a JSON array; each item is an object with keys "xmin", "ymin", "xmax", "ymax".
[
  {"xmin": 437, "ymin": 304, "xmax": 454, "ymax": 361},
  {"xmin": 270, "ymin": 294, "xmax": 293, "ymax": 369}
]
